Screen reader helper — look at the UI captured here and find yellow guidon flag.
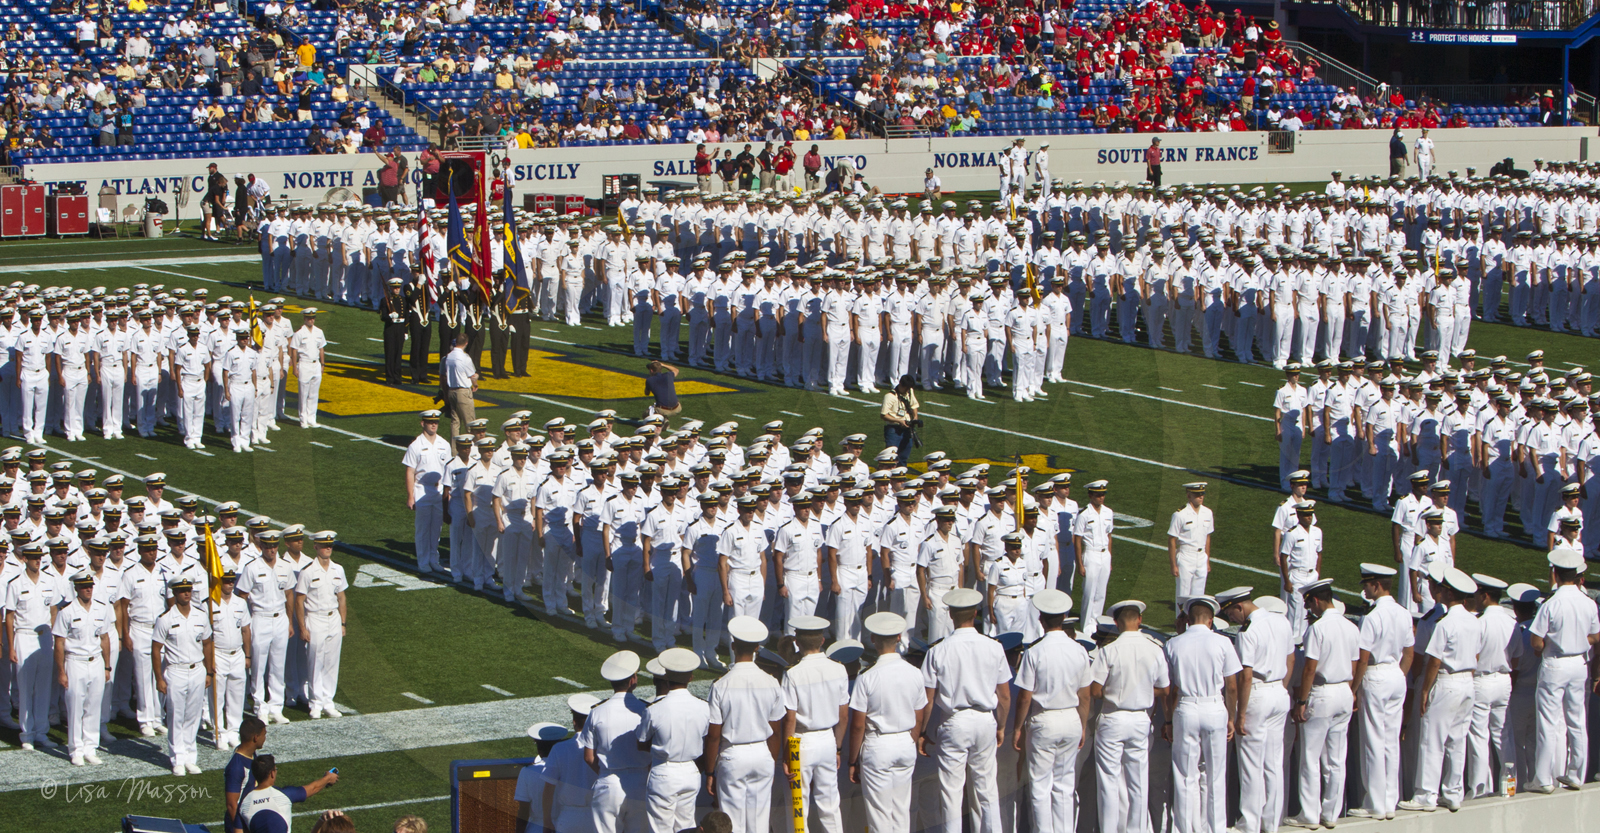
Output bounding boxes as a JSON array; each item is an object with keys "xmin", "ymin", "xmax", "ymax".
[{"xmin": 201, "ymin": 517, "xmax": 226, "ymax": 605}]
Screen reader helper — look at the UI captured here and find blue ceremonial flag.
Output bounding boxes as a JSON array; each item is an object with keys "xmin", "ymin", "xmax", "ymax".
[{"xmin": 502, "ymin": 185, "xmax": 529, "ymax": 310}]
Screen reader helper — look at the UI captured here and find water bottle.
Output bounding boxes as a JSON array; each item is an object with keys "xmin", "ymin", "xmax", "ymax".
[{"xmin": 1503, "ymin": 761, "xmax": 1516, "ymax": 797}]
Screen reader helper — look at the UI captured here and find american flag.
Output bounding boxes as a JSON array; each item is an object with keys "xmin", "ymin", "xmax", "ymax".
[{"xmin": 417, "ymin": 204, "xmax": 437, "ymax": 307}]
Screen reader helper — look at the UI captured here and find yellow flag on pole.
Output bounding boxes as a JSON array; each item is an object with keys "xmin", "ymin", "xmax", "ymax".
[{"xmin": 202, "ymin": 517, "xmax": 225, "ymax": 605}]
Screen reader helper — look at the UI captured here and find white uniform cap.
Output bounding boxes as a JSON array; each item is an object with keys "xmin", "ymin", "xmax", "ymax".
[
  {"xmin": 728, "ymin": 615, "xmax": 769, "ymax": 644},
  {"xmin": 1185, "ymin": 595, "xmax": 1220, "ymax": 614},
  {"xmin": 1505, "ymin": 583, "xmax": 1541, "ymax": 603},
  {"xmin": 644, "ymin": 657, "xmax": 666, "ymax": 677},
  {"xmin": 1214, "ymin": 586, "xmax": 1252, "ymax": 607},
  {"xmin": 1549, "ymin": 546, "xmax": 1586, "ymax": 571},
  {"xmin": 1359, "ymin": 562, "xmax": 1398, "ymax": 577},
  {"xmin": 1254, "ymin": 596, "xmax": 1288, "ymax": 615},
  {"xmin": 1443, "ymin": 568, "xmax": 1478, "ymax": 596},
  {"xmin": 790, "ymin": 615, "xmax": 831, "ymax": 633},
  {"xmin": 1032, "ymin": 589, "xmax": 1072, "ymax": 615},
  {"xmin": 944, "ymin": 587, "xmax": 984, "ymax": 610},
  {"xmin": 567, "ymin": 693, "xmax": 601, "ymax": 715},
  {"xmin": 1471, "ymin": 573, "xmax": 1507, "ymax": 591},
  {"xmin": 826, "ymin": 640, "xmax": 865, "ymax": 663},
  {"xmin": 864, "ymin": 611, "xmax": 907, "ymax": 637},
  {"xmin": 600, "ymin": 650, "xmax": 641, "ymax": 681},
  {"xmin": 659, "ymin": 647, "xmax": 700, "ymax": 675},
  {"xmin": 527, "ymin": 722, "xmax": 569, "ymax": 741},
  {"xmin": 1109, "ymin": 599, "xmax": 1146, "ymax": 615}
]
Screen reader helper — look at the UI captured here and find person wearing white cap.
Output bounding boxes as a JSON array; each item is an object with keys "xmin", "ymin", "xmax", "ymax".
[
  {"xmin": 1390, "ymin": 471, "xmax": 1431, "ymax": 612},
  {"xmin": 1217, "ymin": 587, "xmax": 1293, "ymax": 833},
  {"xmin": 582, "ymin": 650, "xmax": 649, "ymax": 833},
  {"xmin": 534, "ymin": 451, "xmax": 580, "ymax": 617},
  {"xmin": 1274, "ymin": 365, "xmax": 1311, "ymax": 490},
  {"xmin": 294, "ymin": 531, "xmax": 347, "ymax": 719},
  {"xmin": 1163, "ymin": 595, "xmax": 1239, "ymax": 833},
  {"xmin": 542, "ymin": 693, "xmax": 601, "ymax": 833},
  {"xmin": 1502, "ymin": 582, "xmax": 1543, "ymax": 791},
  {"xmin": 5, "ymin": 543, "xmax": 62, "ymax": 749},
  {"xmin": 878, "ymin": 490, "xmax": 922, "ymax": 646},
  {"xmin": 640, "ymin": 482, "xmax": 691, "ymax": 654},
  {"xmin": 824, "ymin": 488, "xmax": 872, "ymax": 643},
  {"xmin": 921, "ymin": 587, "xmax": 1010, "ymax": 833},
  {"xmin": 53, "ymin": 569, "xmax": 110, "ymax": 765},
  {"xmin": 1399, "ymin": 568, "xmax": 1482, "ymax": 812},
  {"xmin": 516, "ymin": 722, "xmax": 570, "ymax": 833},
  {"xmin": 719, "ymin": 497, "xmax": 768, "ymax": 631},
  {"xmin": 287, "ymin": 307, "xmax": 326, "ymax": 429},
  {"xmin": 682, "ymin": 493, "xmax": 728, "ymax": 668},
  {"xmin": 1348, "ymin": 564, "xmax": 1412, "ymax": 820},
  {"xmin": 1089, "ymin": 599, "xmax": 1166, "ymax": 833},
  {"xmin": 493, "ymin": 445, "xmax": 539, "ymax": 604},
  {"xmin": 221, "ymin": 328, "xmax": 259, "ymax": 453},
  {"xmin": 1409, "ymin": 509, "xmax": 1452, "ymax": 611},
  {"xmin": 781, "ymin": 616, "xmax": 849, "ymax": 833},
  {"xmin": 152, "ymin": 578, "xmax": 213, "ymax": 775},
  {"xmin": 847, "ymin": 611, "xmax": 928, "ymax": 833},
  {"xmin": 707, "ymin": 616, "xmax": 784, "ymax": 833},
  {"xmin": 774, "ymin": 494, "xmax": 825, "ymax": 633},
  {"xmin": 1072, "ymin": 480, "xmax": 1114, "ymax": 626},
  {"xmin": 1528, "ymin": 547, "xmax": 1600, "ymax": 792},
  {"xmin": 636, "ymin": 648, "xmax": 708, "ymax": 833},
  {"xmin": 1278, "ymin": 501, "xmax": 1321, "ymax": 639},
  {"xmin": 1287, "ymin": 579, "xmax": 1357, "ymax": 829},
  {"xmin": 1167, "ymin": 483, "xmax": 1214, "ymax": 603},
  {"xmin": 918, "ymin": 505, "xmax": 964, "ymax": 642},
  {"xmin": 601, "ymin": 473, "xmax": 650, "ymax": 644},
  {"xmin": 1466, "ymin": 573, "xmax": 1515, "ymax": 798},
  {"xmin": 1012, "ymin": 589, "xmax": 1090, "ymax": 833}
]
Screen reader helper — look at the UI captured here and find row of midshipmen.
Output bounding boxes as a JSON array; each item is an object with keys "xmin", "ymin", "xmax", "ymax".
[
  {"xmin": 0, "ymin": 468, "xmax": 347, "ymax": 774},
  {"xmin": 1270, "ymin": 352, "xmax": 1597, "ymax": 561},
  {"xmin": 517, "ymin": 549, "xmax": 1597, "ymax": 833},
  {"xmin": 0, "ymin": 283, "xmax": 327, "ymax": 450}
]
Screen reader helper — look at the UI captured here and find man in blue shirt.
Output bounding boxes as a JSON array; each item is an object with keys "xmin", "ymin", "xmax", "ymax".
[
  {"xmin": 238, "ymin": 754, "xmax": 340, "ymax": 833},
  {"xmin": 225, "ymin": 715, "xmax": 269, "ymax": 833}
]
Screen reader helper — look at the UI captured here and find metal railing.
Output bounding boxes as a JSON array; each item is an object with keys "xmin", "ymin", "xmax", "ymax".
[
  {"xmin": 1283, "ymin": 40, "xmax": 1381, "ymax": 99},
  {"xmin": 1292, "ymin": 0, "xmax": 1598, "ymax": 31},
  {"xmin": 1267, "ymin": 131, "xmax": 1297, "ymax": 153}
]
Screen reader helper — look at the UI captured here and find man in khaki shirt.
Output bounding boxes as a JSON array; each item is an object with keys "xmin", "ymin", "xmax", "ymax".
[{"xmin": 881, "ymin": 374, "xmax": 920, "ymax": 465}]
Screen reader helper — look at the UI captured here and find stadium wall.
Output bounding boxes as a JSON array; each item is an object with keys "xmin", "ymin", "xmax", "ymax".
[{"xmin": 32, "ymin": 126, "xmax": 1592, "ymax": 216}]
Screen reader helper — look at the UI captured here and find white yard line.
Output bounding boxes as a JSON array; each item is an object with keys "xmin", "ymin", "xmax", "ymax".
[
  {"xmin": 1070, "ymin": 392, "xmax": 1096, "ymax": 399},
  {"xmin": 481, "ymin": 684, "xmax": 515, "ymax": 697},
  {"xmin": 553, "ymin": 676, "xmax": 587, "ymax": 688},
  {"xmin": 134, "ymin": 453, "xmax": 158, "ymax": 461},
  {"xmin": 192, "ymin": 449, "xmax": 214, "ymax": 457},
  {"xmin": 780, "ymin": 410, "xmax": 804, "ymax": 417},
  {"xmin": 1203, "ymin": 383, "xmax": 1229, "ymax": 390},
  {"xmin": 10, "ymin": 253, "xmax": 257, "ymax": 274},
  {"xmin": 1239, "ymin": 381, "xmax": 1266, "ymax": 388},
  {"xmin": 309, "ymin": 441, "xmax": 333, "ymax": 449},
  {"xmin": 1059, "ymin": 379, "xmax": 1271, "ymax": 422},
  {"xmin": 828, "ymin": 407, "xmax": 852, "ymax": 413},
  {"xmin": 400, "ymin": 692, "xmax": 434, "ymax": 704},
  {"xmin": 1158, "ymin": 386, "xmax": 1183, "ymax": 393}
]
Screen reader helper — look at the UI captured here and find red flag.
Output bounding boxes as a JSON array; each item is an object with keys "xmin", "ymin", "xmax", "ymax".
[
  {"xmin": 417, "ymin": 204, "xmax": 438, "ymax": 307},
  {"xmin": 472, "ymin": 170, "xmax": 493, "ymax": 301}
]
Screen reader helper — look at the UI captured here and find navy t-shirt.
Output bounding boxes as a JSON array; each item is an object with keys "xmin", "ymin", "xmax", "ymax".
[{"xmin": 224, "ymin": 751, "xmax": 256, "ymax": 833}]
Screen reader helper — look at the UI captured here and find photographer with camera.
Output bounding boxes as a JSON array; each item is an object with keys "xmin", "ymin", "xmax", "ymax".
[{"xmin": 880, "ymin": 374, "xmax": 921, "ymax": 465}]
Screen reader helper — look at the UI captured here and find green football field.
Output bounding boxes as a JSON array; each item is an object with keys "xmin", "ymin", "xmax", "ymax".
[{"xmin": 0, "ymin": 212, "xmax": 1591, "ymax": 833}]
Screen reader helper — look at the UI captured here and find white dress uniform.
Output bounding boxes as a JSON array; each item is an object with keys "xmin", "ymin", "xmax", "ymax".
[
  {"xmin": 13, "ymin": 326, "xmax": 52, "ymax": 443},
  {"xmin": 581, "ymin": 690, "xmax": 650, "ymax": 833},
  {"xmin": 544, "ymin": 732, "xmax": 598, "ymax": 833},
  {"xmin": 719, "ymin": 518, "xmax": 767, "ymax": 623},
  {"xmin": 495, "ymin": 464, "xmax": 539, "ymax": 604},
  {"xmin": 153, "ymin": 600, "xmax": 211, "ymax": 770},
  {"xmin": 1092, "ymin": 626, "xmax": 1168, "ymax": 833},
  {"xmin": 709, "ymin": 660, "xmax": 785, "ymax": 833},
  {"xmin": 53, "ymin": 594, "xmax": 111, "ymax": 760},
  {"xmin": 1529, "ymin": 580, "xmax": 1600, "ymax": 789},
  {"xmin": 1292, "ymin": 606, "xmax": 1359, "ymax": 827},
  {"xmin": 922, "ymin": 625, "xmax": 1011, "ymax": 833},
  {"xmin": 295, "ymin": 557, "xmax": 346, "ymax": 716},
  {"xmin": 684, "ymin": 510, "xmax": 727, "ymax": 664},
  {"xmin": 208, "ymin": 592, "xmax": 251, "ymax": 747},
  {"xmin": 782, "ymin": 652, "xmax": 851, "ymax": 833},
  {"xmin": 1073, "ymin": 503, "xmax": 1115, "ymax": 625},
  {"xmin": 116, "ymin": 559, "xmax": 166, "ymax": 730},
  {"xmin": 235, "ymin": 553, "xmax": 293, "ymax": 720},
  {"xmin": 918, "ymin": 528, "xmax": 964, "ymax": 641},
  {"xmin": 1165, "ymin": 617, "xmax": 1241, "ymax": 833},
  {"xmin": 91, "ymin": 325, "xmax": 127, "ymax": 439},
  {"xmin": 1015, "ymin": 629, "xmax": 1092, "ymax": 833},
  {"xmin": 637, "ymin": 685, "xmax": 710, "ymax": 833},
  {"xmin": 536, "ymin": 473, "xmax": 580, "ymax": 616},
  {"xmin": 1354, "ymin": 594, "xmax": 1413, "ymax": 818},
  {"xmin": 775, "ymin": 516, "xmax": 825, "ymax": 632},
  {"xmin": 1234, "ymin": 604, "xmax": 1293, "ymax": 833},
  {"xmin": 1279, "ymin": 522, "xmax": 1322, "ymax": 637},
  {"xmin": 221, "ymin": 341, "xmax": 258, "ymax": 452},
  {"xmin": 1167, "ymin": 502, "xmax": 1214, "ymax": 602},
  {"xmin": 401, "ymin": 429, "xmax": 452, "ymax": 573},
  {"xmin": 288, "ymin": 323, "xmax": 327, "ymax": 428},
  {"xmin": 172, "ymin": 339, "xmax": 208, "ymax": 447},
  {"xmin": 1411, "ymin": 600, "xmax": 1484, "ymax": 809},
  {"xmin": 1467, "ymin": 598, "xmax": 1517, "ymax": 797},
  {"xmin": 824, "ymin": 509, "xmax": 872, "ymax": 642},
  {"xmin": 642, "ymin": 499, "xmax": 689, "ymax": 653},
  {"xmin": 603, "ymin": 491, "xmax": 649, "ymax": 643},
  {"xmin": 6, "ymin": 567, "xmax": 65, "ymax": 745},
  {"xmin": 848, "ymin": 643, "xmax": 926, "ymax": 831}
]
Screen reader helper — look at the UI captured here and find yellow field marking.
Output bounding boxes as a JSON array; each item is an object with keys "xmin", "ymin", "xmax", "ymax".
[
  {"xmin": 284, "ymin": 360, "xmax": 491, "ymax": 417},
  {"xmin": 286, "ymin": 349, "xmax": 733, "ymax": 416}
]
